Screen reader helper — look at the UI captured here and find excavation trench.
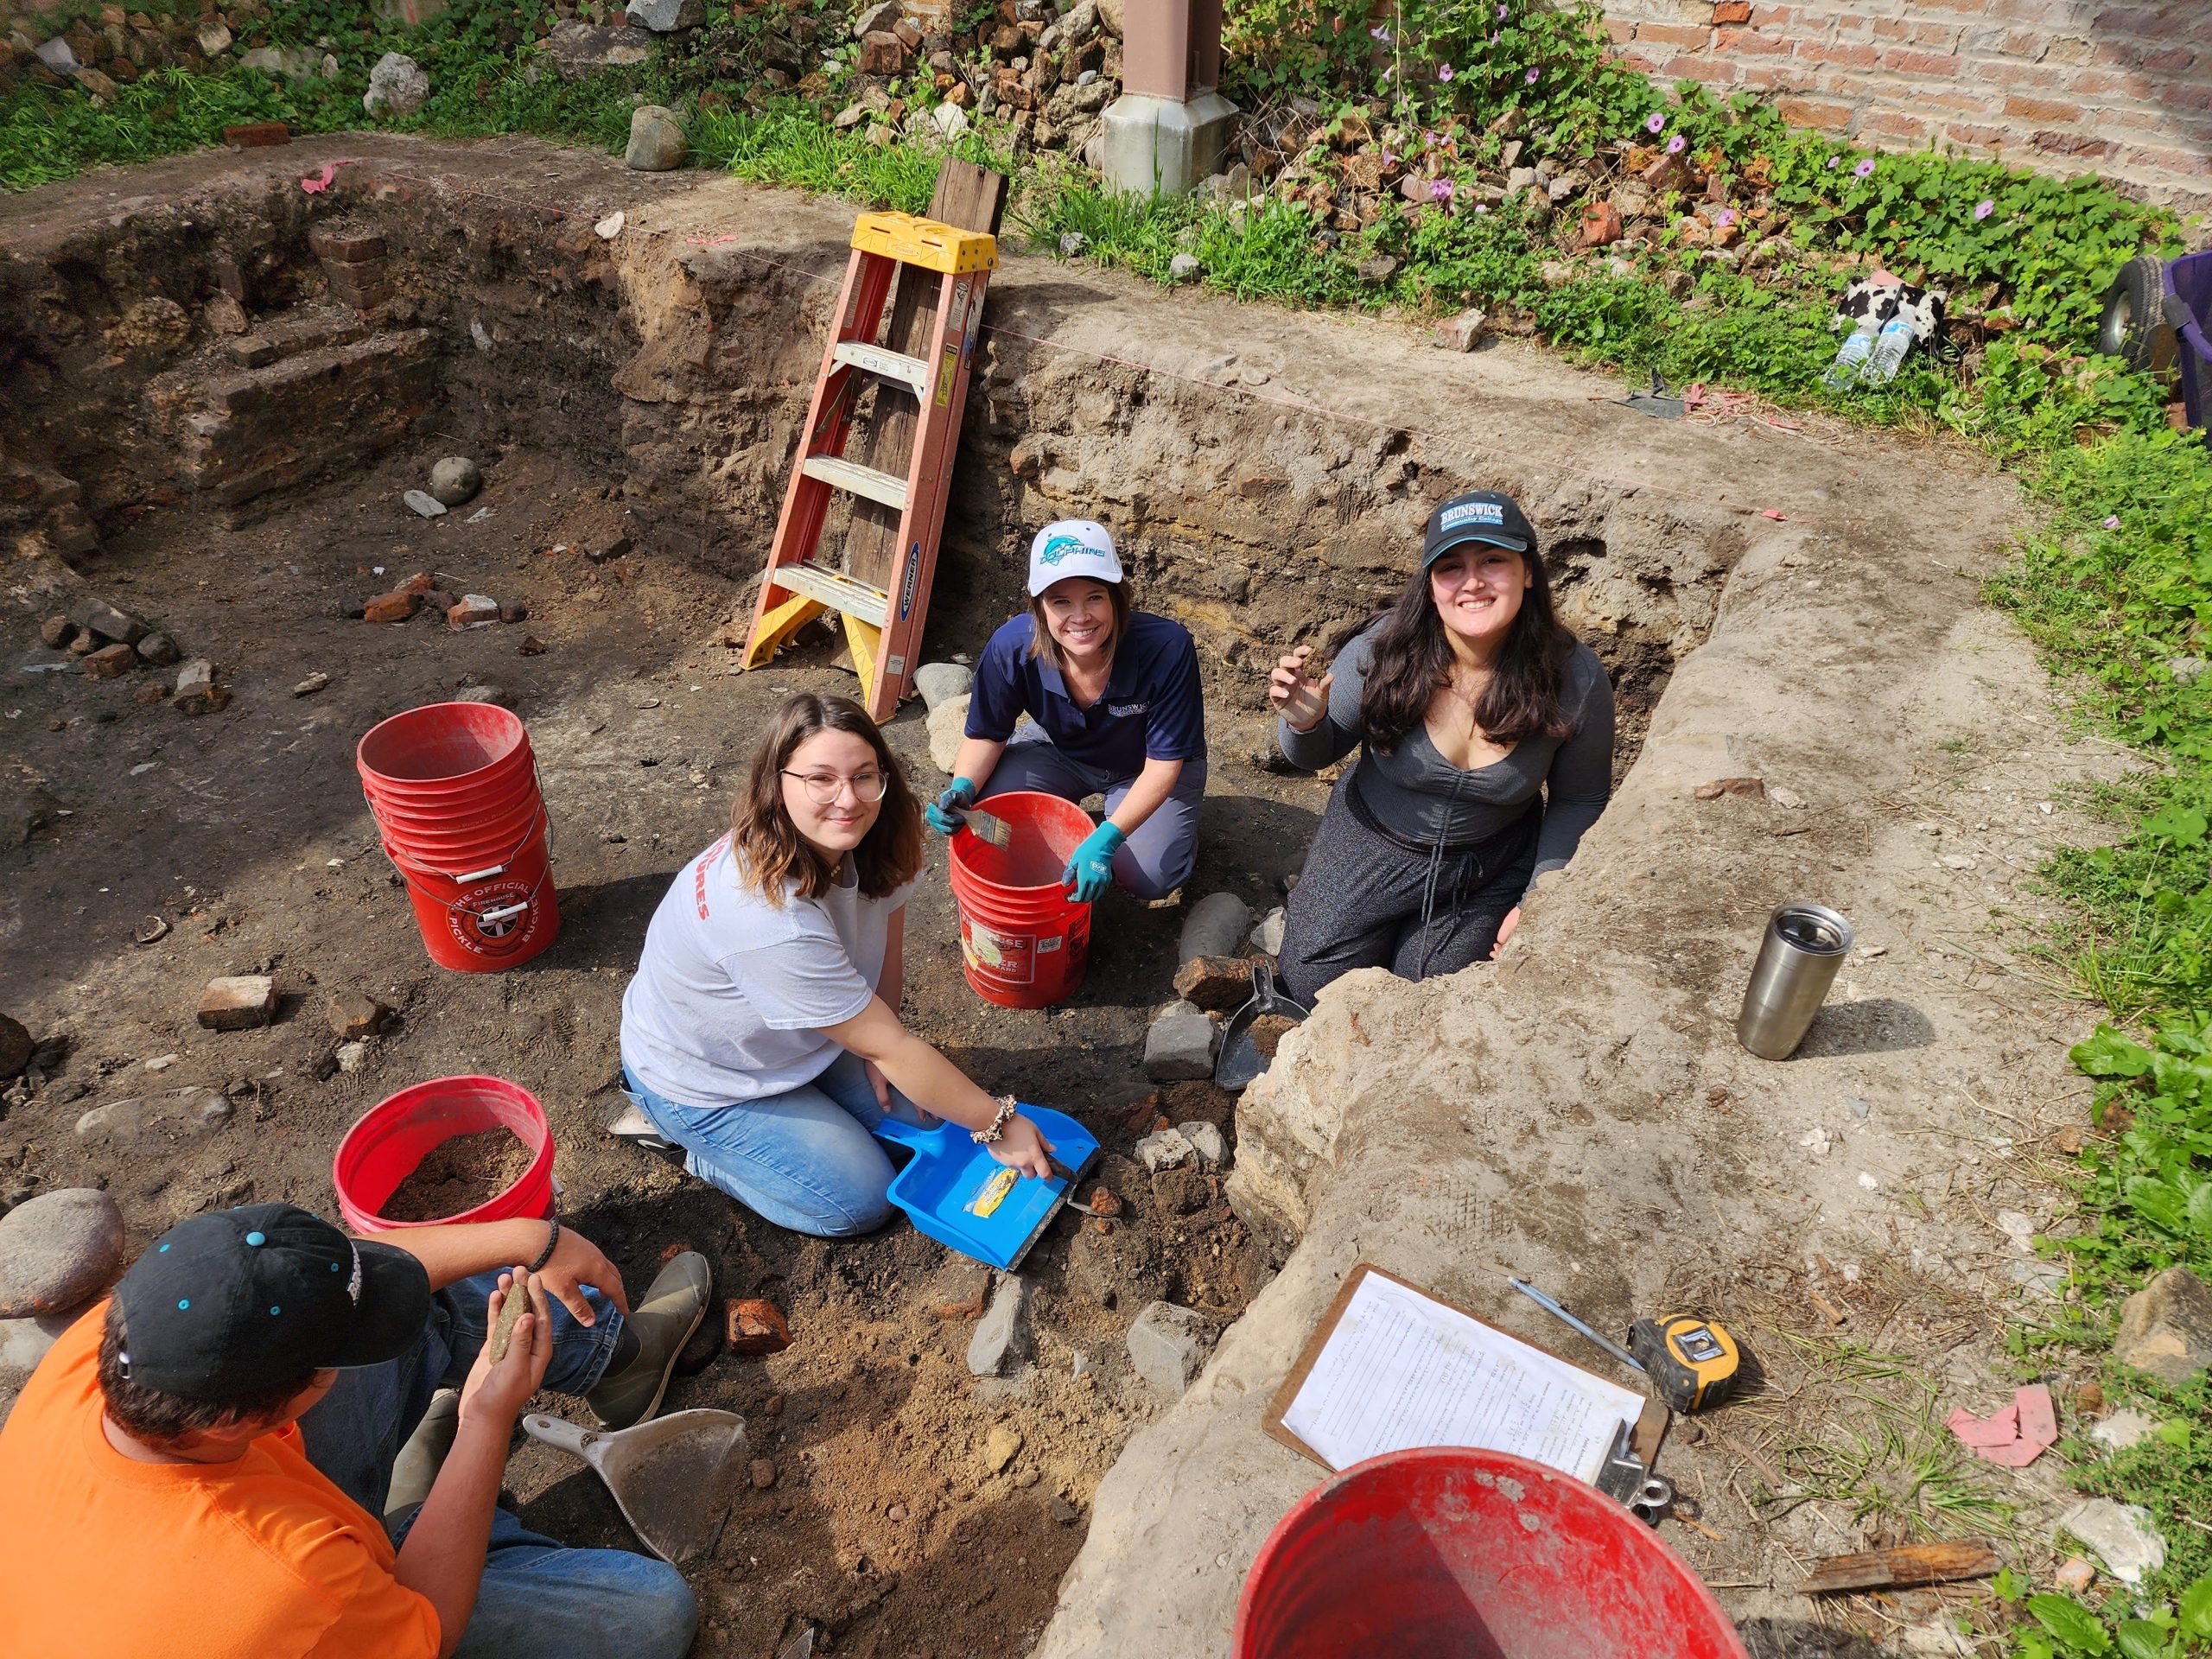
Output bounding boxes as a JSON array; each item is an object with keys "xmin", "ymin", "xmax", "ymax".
[{"xmin": 1, "ymin": 136, "xmax": 2090, "ymax": 1659}]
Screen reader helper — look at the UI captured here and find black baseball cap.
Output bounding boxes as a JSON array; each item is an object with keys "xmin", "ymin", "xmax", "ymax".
[
  {"xmin": 1421, "ymin": 490, "xmax": 1537, "ymax": 568},
  {"xmin": 113, "ymin": 1204, "xmax": 430, "ymax": 1401}
]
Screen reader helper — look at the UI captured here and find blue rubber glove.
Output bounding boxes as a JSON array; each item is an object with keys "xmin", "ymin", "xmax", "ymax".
[
  {"xmin": 925, "ymin": 778, "xmax": 977, "ymax": 836},
  {"xmin": 1061, "ymin": 822, "xmax": 1127, "ymax": 903}
]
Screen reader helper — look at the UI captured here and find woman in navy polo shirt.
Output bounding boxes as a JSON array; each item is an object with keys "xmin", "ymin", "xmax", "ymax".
[{"xmin": 927, "ymin": 521, "xmax": 1206, "ymax": 901}]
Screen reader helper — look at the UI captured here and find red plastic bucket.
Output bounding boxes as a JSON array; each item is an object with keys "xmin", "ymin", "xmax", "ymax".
[
  {"xmin": 358, "ymin": 702, "xmax": 560, "ymax": 972},
  {"xmin": 1233, "ymin": 1448, "xmax": 1748, "ymax": 1659},
  {"xmin": 358, "ymin": 702, "xmax": 535, "ymax": 799},
  {"xmin": 334, "ymin": 1076, "xmax": 556, "ymax": 1233},
  {"xmin": 947, "ymin": 791, "xmax": 1096, "ymax": 1008}
]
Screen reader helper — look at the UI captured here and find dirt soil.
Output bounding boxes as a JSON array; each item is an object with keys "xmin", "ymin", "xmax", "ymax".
[{"xmin": 380, "ymin": 1127, "xmax": 536, "ymax": 1224}]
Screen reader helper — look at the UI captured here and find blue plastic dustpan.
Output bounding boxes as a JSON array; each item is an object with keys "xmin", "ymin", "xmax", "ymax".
[{"xmin": 871, "ymin": 1103, "xmax": 1099, "ymax": 1271}]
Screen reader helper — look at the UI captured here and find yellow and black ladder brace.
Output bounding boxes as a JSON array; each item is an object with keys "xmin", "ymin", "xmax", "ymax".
[{"xmin": 740, "ymin": 210, "xmax": 996, "ymax": 720}]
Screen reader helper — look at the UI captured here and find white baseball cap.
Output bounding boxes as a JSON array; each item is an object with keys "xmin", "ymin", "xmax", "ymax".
[{"xmin": 1027, "ymin": 520, "xmax": 1124, "ymax": 596}]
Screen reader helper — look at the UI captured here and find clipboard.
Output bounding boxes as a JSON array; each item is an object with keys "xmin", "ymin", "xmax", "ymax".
[{"xmin": 1262, "ymin": 1262, "xmax": 1668, "ymax": 1477}]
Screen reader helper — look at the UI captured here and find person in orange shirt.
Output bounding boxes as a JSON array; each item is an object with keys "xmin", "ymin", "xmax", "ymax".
[{"xmin": 0, "ymin": 1202, "xmax": 709, "ymax": 1659}]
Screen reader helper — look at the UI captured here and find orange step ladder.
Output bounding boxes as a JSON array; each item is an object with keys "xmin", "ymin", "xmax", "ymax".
[{"xmin": 741, "ymin": 208, "xmax": 997, "ymax": 719}]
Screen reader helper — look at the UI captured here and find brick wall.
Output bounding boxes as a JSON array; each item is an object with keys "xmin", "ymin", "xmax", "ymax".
[{"xmin": 1599, "ymin": 0, "xmax": 2212, "ymax": 226}]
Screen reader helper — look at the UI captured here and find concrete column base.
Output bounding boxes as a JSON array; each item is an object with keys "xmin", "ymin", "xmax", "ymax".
[{"xmin": 1100, "ymin": 90, "xmax": 1237, "ymax": 197}]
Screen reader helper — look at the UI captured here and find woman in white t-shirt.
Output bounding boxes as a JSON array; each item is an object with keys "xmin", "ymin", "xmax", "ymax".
[{"xmin": 616, "ymin": 693, "xmax": 1054, "ymax": 1236}]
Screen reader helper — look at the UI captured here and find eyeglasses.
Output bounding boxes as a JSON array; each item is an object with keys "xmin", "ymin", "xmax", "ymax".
[{"xmin": 781, "ymin": 769, "xmax": 889, "ymax": 805}]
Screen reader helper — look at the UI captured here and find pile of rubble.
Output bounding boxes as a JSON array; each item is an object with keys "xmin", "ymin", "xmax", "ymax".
[{"xmin": 34, "ymin": 595, "xmax": 226, "ymax": 715}]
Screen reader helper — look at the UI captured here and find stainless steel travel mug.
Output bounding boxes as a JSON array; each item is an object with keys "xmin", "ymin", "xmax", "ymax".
[{"xmin": 1736, "ymin": 902, "xmax": 1854, "ymax": 1060}]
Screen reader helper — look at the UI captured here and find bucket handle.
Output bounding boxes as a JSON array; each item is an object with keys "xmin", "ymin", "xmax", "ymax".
[
  {"xmin": 381, "ymin": 840, "xmax": 556, "ymax": 926},
  {"xmin": 380, "ymin": 802, "xmax": 551, "ymax": 887}
]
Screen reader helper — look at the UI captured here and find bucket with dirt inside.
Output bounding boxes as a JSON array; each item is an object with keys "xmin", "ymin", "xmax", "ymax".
[
  {"xmin": 358, "ymin": 702, "xmax": 560, "ymax": 972},
  {"xmin": 1232, "ymin": 1447, "xmax": 1748, "ymax": 1659},
  {"xmin": 946, "ymin": 790, "xmax": 1096, "ymax": 1008},
  {"xmin": 334, "ymin": 1076, "xmax": 556, "ymax": 1233}
]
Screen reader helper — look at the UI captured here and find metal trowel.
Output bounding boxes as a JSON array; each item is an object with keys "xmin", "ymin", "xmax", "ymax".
[
  {"xmin": 1216, "ymin": 960, "xmax": 1309, "ymax": 1091},
  {"xmin": 523, "ymin": 1409, "xmax": 747, "ymax": 1567}
]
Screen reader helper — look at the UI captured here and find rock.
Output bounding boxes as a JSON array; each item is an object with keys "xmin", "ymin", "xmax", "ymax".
[
  {"xmin": 73, "ymin": 597, "xmax": 149, "ymax": 645},
  {"xmin": 1178, "ymin": 893, "xmax": 1252, "ymax": 965},
  {"xmin": 294, "ymin": 672, "xmax": 331, "ymax": 697},
  {"xmin": 404, "ymin": 489, "xmax": 448, "ymax": 518},
  {"xmin": 1168, "ymin": 252, "xmax": 1202, "ymax": 284},
  {"xmin": 928, "ymin": 694, "xmax": 970, "ymax": 773},
  {"xmin": 1248, "ymin": 906, "xmax": 1286, "ymax": 957},
  {"xmin": 2057, "ymin": 1499, "xmax": 2164, "ymax": 1586},
  {"xmin": 1173, "ymin": 955, "xmax": 1255, "ymax": 1013},
  {"xmin": 2114, "ymin": 1266, "xmax": 2212, "ymax": 1384},
  {"xmin": 327, "ymin": 992, "xmax": 391, "ymax": 1040},
  {"xmin": 363, "ymin": 51, "xmax": 429, "ymax": 117},
  {"xmin": 626, "ymin": 0, "xmax": 702, "ymax": 29},
  {"xmin": 75, "ymin": 1088, "xmax": 233, "ymax": 1149},
  {"xmin": 1357, "ymin": 254, "xmax": 1399, "ymax": 284},
  {"xmin": 1431, "ymin": 308, "xmax": 1487, "ymax": 352},
  {"xmin": 499, "ymin": 601, "xmax": 528, "ymax": 625},
  {"xmin": 38, "ymin": 615, "xmax": 75, "ymax": 650},
  {"xmin": 82, "ymin": 643, "xmax": 136, "ymax": 679},
  {"xmin": 2169, "ymin": 655, "xmax": 2208, "ymax": 683},
  {"xmin": 931, "ymin": 101, "xmax": 969, "ymax": 138},
  {"xmin": 626, "ymin": 105, "xmax": 688, "ymax": 171},
  {"xmin": 750, "ymin": 1457, "xmax": 778, "ymax": 1488},
  {"xmin": 173, "ymin": 659, "xmax": 227, "ymax": 715},
  {"xmin": 1540, "ymin": 258, "xmax": 1577, "ymax": 288},
  {"xmin": 1144, "ymin": 1001, "xmax": 1218, "ymax": 1082},
  {"xmin": 857, "ymin": 30, "xmax": 907, "ymax": 73},
  {"xmin": 365, "ymin": 591, "xmax": 422, "ymax": 623},
  {"xmin": 0, "ymin": 1311, "xmax": 74, "ymax": 1376},
  {"xmin": 1135, "ymin": 1126, "xmax": 1194, "ymax": 1171},
  {"xmin": 967, "ymin": 1273, "xmax": 1033, "ymax": 1376},
  {"xmin": 0, "ymin": 1189, "xmax": 124, "ymax": 1319},
  {"xmin": 428, "ymin": 456, "xmax": 481, "ymax": 506},
  {"xmin": 982, "ymin": 1423, "xmax": 1023, "ymax": 1472},
  {"xmin": 75, "ymin": 65, "xmax": 118, "ymax": 103},
  {"xmin": 913, "ymin": 662, "xmax": 974, "ymax": 709},
  {"xmin": 727, "ymin": 1297, "xmax": 791, "ymax": 1355},
  {"xmin": 1178, "ymin": 1121, "xmax": 1227, "ymax": 1168},
  {"xmin": 1505, "ymin": 164, "xmax": 1538, "ymax": 198},
  {"xmin": 135, "ymin": 632, "xmax": 181, "ymax": 666},
  {"xmin": 34, "ymin": 36, "xmax": 78, "ymax": 73},
  {"xmin": 852, "ymin": 0, "xmax": 900, "ymax": 37},
  {"xmin": 334, "ymin": 1039, "xmax": 370, "ymax": 1074},
  {"xmin": 0, "ymin": 1014, "xmax": 29, "ymax": 1081},
  {"xmin": 198, "ymin": 975, "xmax": 278, "ymax": 1031},
  {"xmin": 196, "ymin": 21, "xmax": 232, "ymax": 54},
  {"xmin": 1579, "ymin": 200, "xmax": 1624, "ymax": 248},
  {"xmin": 448, "ymin": 594, "xmax": 501, "ymax": 629},
  {"xmin": 2088, "ymin": 1408, "xmax": 2155, "ymax": 1452},
  {"xmin": 451, "ymin": 685, "xmax": 513, "ymax": 708},
  {"xmin": 1126, "ymin": 1301, "xmax": 1218, "ymax": 1397},
  {"xmin": 240, "ymin": 45, "xmax": 321, "ymax": 80},
  {"xmin": 547, "ymin": 21, "xmax": 653, "ymax": 78},
  {"xmin": 2052, "ymin": 1556, "xmax": 2096, "ymax": 1594},
  {"xmin": 594, "ymin": 211, "xmax": 626, "ymax": 239}
]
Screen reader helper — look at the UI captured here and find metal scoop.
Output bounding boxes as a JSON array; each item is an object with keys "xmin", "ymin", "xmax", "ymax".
[
  {"xmin": 1216, "ymin": 960, "xmax": 1309, "ymax": 1091},
  {"xmin": 523, "ymin": 1408, "xmax": 747, "ymax": 1566}
]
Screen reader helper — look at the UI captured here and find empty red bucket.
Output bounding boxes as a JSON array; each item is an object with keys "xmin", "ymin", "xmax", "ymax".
[
  {"xmin": 334, "ymin": 1076, "xmax": 556, "ymax": 1233},
  {"xmin": 947, "ymin": 791, "xmax": 1096, "ymax": 1008},
  {"xmin": 1234, "ymin": 1448, "xmax": 1748, "ymax": 1659}
]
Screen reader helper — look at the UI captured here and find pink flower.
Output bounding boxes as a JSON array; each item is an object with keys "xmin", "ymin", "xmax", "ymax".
[
  {"xmin": 1825, "ymin": 155, "xmax": 1840, "ymax": 169},
  {"xmin": 1524, "ymin": 66, "xmax": 1539, "ymax": 83},
  {"xmin": 1497, "ymin": 3, "xmax": 1506, "ymax": 14},
  {"xmin": 1431, "ymin": 177, "xmax": 1455, "ymax": 201},
  {"xmin": 1666, "ymin": 134, "xmax": 1685, "ymax": 155},
  {"xmin": 1489, "ymin": 30, "xmax": 1498, "ymax": 43},
  {"xmin": 1369, "ymin": 22, "xmax": 1389, "ymax": 40},
  {"xmin": 1438, "ymin": 62, "xmax": 1453, "ymax": 80},
  {"xmin": 1646, "ymin": 112, "xmax": 1665, "ymax": 134},
  {"xmin": 1853, "ymin": 157, "xmax": 1875, "ymax": 177},
  {"xmin": 1974, "ymin": 197, "xmax": 1993, "ymax": 219},
  {"xmin": 1716, "ymin": 207, "xmax": 1737, "ymax": 227},
  {"xmin": 2103, "ymin": 515, "xmax": 2120, "ymax": 529}
]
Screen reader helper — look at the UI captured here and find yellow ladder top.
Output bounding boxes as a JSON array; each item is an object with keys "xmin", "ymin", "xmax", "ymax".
[{"xmin": 851, "ymin": 211, "xmax": 998, "ymax": 275}]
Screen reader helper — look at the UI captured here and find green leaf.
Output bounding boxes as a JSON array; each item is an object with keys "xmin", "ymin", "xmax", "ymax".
[
  {"xmin": 1995, "ymin": 1566, "xmax": 2029, "ymax": 1601},
  {"xmin": 2155, "ymin": 1416, "xmax": 2192, "ymax": 1447},
  {"xmin": 2181, "ymin": 1574, "xmax": 2212, "ymax": 1640},
  {"xmin": 2029, "ymin": 1594, "xmax": 2113, "ymax": 1653},
  {"xmin": 2114, "ymin": 1621, "xmax": 2171, "ymax": 1659},
  {"xmin": 2144, "ymin": 804, "xmax": 2209, "ymax": 844},
  {"xmin": 2073, "ymin": 1027, "xmax": 2155, "ymax": 1077}
]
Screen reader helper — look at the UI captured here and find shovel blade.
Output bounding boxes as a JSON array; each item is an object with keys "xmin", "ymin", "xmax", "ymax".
[{"xmin": 534, "ymin": 1409, "xmax": 747, "ymax": 1567}]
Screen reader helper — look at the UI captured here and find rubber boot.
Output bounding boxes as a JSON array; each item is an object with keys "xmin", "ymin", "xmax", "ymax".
[
  {"xmin": 586, "ymin": 1251, "xmax": 711, "ymax": 1431},
  {"xmin": 384, "ymin": 1388, "xmax": 461, "ymax": 1522}
]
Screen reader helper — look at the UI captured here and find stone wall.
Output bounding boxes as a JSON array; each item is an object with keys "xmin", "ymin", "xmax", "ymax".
[{"xmin": 1599, "ymin": 0, "xmax": 2211, "ymax": 221}]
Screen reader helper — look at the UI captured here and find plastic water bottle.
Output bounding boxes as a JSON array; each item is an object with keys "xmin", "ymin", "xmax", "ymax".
[
  {"xmin": 1821, "ymin": 319, "xmax": 1878, "ymax": 390},
  {"xmin": 1861, "ymin": 315, "xmax": 1917, "ymax": 386}
]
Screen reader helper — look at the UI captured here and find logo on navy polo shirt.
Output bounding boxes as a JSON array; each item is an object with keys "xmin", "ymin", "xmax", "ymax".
[
  {"xmin": 1107, "ymin": 702, "xmax": 1148, "ymax": 717},
  {"xmin": 1038, "ymin": 534, "xmax": 1104, "ymax": 568},
  {"xmin": 1440, "ymin": 500, "xmax": 1507, "ymax": 531}
]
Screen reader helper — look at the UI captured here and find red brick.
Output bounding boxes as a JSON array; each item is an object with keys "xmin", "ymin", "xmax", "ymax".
[
  {"xmin": 2042, "ymin": 34, "xmax": 2096, "ymax": 63},
  {"xmin": 1606, "ymin": 18, "xmax": 1637, "ymax": 43},
  {"xmin": 2140, "ymin": 45, "xmax": 2198, "ymax": 76},
  {"xmin": 364, "ymin": 591, "xmax": 421, "ymax": 624},
  {"xmin": 2005, "ymin": 93, "xmax": 2083, "ymax": 121},
  {"xmin": 83, "ymin": 642, "xmax": 136, "ymax": 678},
  {"xmin": 1942, "ymin": 122, "xmax": 2012, "ymax": 146},
  {"xmin": 309, "ymin": 226, "xmax": 385, "ymax": 264},
  {"xmin": 1795, "ymin": 40, "xmax": 1879, "ymax": 67},
  {"xmin": 1858, "ymin": 110, "xmax": 1932, "ymax": 143},
  {"xmin": 2120, "ymin": 143, "xmax": 2212, "ymax": 176},
  {"xmin": 1735, "ymin": 61, "xmax": 1791, "ymax": 88},
  {"xmin": 1880, "ymin": 47, "xmax": 1961, "ymax": 74},
  {"xmin": 2068, "ymin": 67, "xmax": 2152, "ymax": 96},
  {"xmin": 1724, "ymin": 29, "xmax": 1795, "ymax": 54},
  {"xmin": 2030, "ymin": 130, "xmax": 2121, "ymax": 159},
  {"xmin": 1639, "ymin": 22, "xmax": 1712, "ymax": 48},
  {"xmin": 223, "ymin": 121, "xmax": 289, "ymax": 148},
  {"xmin": 1664, "ymin": 54, "xmax": 1738, "ymax": 83},
  {"xmin": 1749, "ymin": 4, "xmax": 1794, "ymax": 22},
  {"xmin": 1713, "ymin": 0, "xmax": 1751, "ymax": 23},
  {"xmin": 1777, "ymin": 94, "xmax": 1856, "ymax": 129}
]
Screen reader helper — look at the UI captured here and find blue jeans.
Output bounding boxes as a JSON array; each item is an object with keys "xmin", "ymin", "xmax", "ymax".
[
  {"xmin": 982, "ymin": 730, "xmax": 1206, "ymax": 900},
  {"xmin": 299, "ymin": 1274, "xmax": 696, "ymax": 1659},
  {"xmin": 625, "ymin": 1050, "xmax": 928, "ymax": 1238}
]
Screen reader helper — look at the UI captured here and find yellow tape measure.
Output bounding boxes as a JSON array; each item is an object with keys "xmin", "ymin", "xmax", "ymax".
[{"xmin": 1626, "ymin": 1314, "xmax": 1740, "ymax": 1413}]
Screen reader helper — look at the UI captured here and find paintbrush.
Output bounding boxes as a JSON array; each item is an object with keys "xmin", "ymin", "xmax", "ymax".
[{"xmin": 959, "ymin": 806, "xmax": 1013, "ymax": 849}]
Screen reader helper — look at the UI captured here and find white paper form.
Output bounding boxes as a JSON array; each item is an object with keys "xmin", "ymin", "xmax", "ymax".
[{"xmin": 1280, "ymin": 1272, "xmax": 1646, "ymax": 1483}]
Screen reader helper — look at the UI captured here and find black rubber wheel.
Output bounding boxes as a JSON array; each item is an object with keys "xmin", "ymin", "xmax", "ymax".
[{"xmin": 2099, "ymin": 253, "xmax": 2169, "ymax": 370}]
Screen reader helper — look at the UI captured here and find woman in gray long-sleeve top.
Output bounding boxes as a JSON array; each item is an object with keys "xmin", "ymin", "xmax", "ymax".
[{"xmin": 1268, "ymin": 489, "xmax": 1615, "ymax": 1004}]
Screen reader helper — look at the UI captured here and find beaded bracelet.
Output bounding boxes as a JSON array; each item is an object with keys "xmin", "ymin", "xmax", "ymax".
[
  {"xmin": 526, "ymin": 1217, "xmax": 562, "ymax": 1274},
  {"xmin": 969, "ymin": 1096, "xmax": 1018, "ymax": 1145}
]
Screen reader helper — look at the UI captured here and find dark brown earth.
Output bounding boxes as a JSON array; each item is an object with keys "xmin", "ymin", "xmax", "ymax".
[{"xmin": 379, "ymin": 1126, "xmax": 535, "ymax": 1224}]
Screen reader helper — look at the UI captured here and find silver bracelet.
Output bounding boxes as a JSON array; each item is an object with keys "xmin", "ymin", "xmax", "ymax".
[{"xmin": 970, "ymin": 1096, "xmax": 1017, "ymax": 1145}]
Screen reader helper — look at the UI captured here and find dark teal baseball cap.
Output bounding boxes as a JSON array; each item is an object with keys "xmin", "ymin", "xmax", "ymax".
[{"xmin": 1421, "ymin": 490, "xmax": 1536, "ymax": 568}]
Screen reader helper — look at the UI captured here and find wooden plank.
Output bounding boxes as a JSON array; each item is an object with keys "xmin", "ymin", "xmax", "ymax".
[
  {"xmin": 1800, "ymin": 1541, "xmax": 2001, "ymax": 1595},
  {"xmin": 839, "ymin": 159, "xmax": 1007, "ymax": 591}
]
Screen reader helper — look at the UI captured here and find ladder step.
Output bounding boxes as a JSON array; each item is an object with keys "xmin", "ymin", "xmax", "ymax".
[
  {"xmin": 800, "ymin": 455, "xmax": 911, "ymax": 513},
  {"xmin": 832, "ymin": 341, "xmax": 932, "ymax": 400},
  {"xmin": 768, "ymin": 559, "xmax": 890, "ymax": 627}
]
